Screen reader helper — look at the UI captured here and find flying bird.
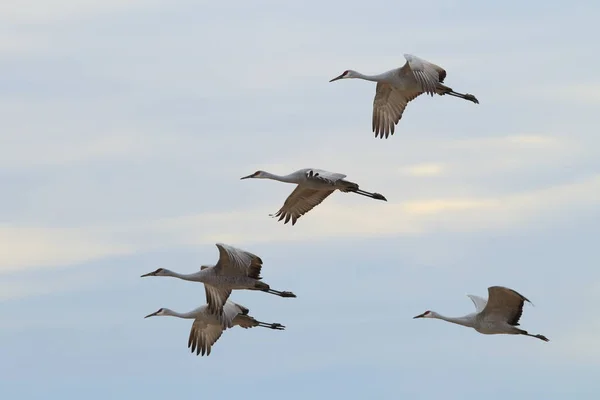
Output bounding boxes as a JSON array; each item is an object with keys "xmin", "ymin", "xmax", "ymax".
[
  {"xmin": 241, "ymin": 168, "xmax": 387, "ymax": 225},
  {"xmin": 413, "ymin": 286, "xmax": 549, "ymax": 342},
  {"xmin": 329, "ymin": 53, "xmax": 479, "ymax": 138},
  {"xmin": 144, "ymin": 300, "xmax": 285, "ymax": 356},
  {"xmin": 141, "ymin": 243, "xmax": 296, "ymax": 317}
]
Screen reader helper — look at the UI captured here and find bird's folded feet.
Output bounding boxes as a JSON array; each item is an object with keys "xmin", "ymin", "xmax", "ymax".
[{"xmin": 465, "ymin": 93, "xmax": 479, "ymax": 104}]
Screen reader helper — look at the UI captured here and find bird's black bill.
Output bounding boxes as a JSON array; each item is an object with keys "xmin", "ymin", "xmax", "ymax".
[
  {"xmin": 240, "ymin": 174, "xmax": 253, "ymax": 180},
  {"xmin": 329, "ymin": 74, "xmax": 345, "ymax": 82},
  {"xmin": 144, "ymin": 311, "xmax": 158, "ymax": 318},
  {"xmin": 413, "ymin": 313, "xmax": 427, "ymax": 319},
  {"xmin": 140, "ymin": 272, "xmax": 155, "ymax": 277}
]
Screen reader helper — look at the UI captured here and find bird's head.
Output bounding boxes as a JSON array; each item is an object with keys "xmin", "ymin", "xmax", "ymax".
[
  {"xmin": 240, "ymin": 170, "xmax": 266, "ymax": 180},
  {"xmin": 144, "ymin": 307, "xmax": 171, "ymax": 318},
  {"xmin": 140, "ymin": 267, "xmax": 170, "ymax": 277},
  {"xmin": 413, "ymin": 310, "xmax": 434, "ymax": 319},
  {"xmin": 329, "ymin": 70, "xmax": 357, "ymax": 82}
]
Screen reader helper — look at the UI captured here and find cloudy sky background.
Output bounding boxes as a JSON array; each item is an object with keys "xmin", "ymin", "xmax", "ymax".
[{"xmin": 1, "ymin": 0, "xmax": 599, "ymax": 398}]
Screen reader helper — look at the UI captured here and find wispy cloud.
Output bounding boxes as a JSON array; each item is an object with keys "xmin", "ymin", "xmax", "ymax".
[
  {"xmin": 399, "ymin": 163, "xmax": 445, "ymax": 177},
  {"xmin": 0, "ymin": 226, "xmax": 132, "ymax": 273}
]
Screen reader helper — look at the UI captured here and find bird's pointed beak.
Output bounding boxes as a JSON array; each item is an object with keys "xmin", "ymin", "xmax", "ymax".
[
  {"xmin": 144, "ymin": 311, "xmax": 159, "ymax": 318},
  {"xmin": 329, "ymin": 74, "xmax": 345, "ymax": 83},
  {"xmin": 140, "ymin": 271, "xmax": 155, "ymax": 277},
  {"xmin": 413, "ymin": 312, "xmax": 427, "ymax": 319},
  {"xmin": 240, "ymin": 174, "xmax": 253, "ymax": 180}
]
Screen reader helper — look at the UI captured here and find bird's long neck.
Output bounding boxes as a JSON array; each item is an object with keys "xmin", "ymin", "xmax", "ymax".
[
  {"xmin": 163, "ymin": 269, "xmax": 207, "ymax": 282},
  {"xmin": 353, "ymin": 71, "xmax": 391, "ymax": 82},
  {"xmin": 261, "ymin": 171, "xmax": 297, "ymax": 183},
  {"xmin": 163, "ymin": 309, "xmax": 199, "ymax": 319},
  {"xmin": 432, "ymin": 312, "xmax": 475, "ymax": 328}
]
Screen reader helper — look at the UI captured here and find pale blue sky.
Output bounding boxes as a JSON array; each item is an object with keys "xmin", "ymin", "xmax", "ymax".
[{"xmin": 1, "ymin": 0, "xmax": 599, "ymax": 399}]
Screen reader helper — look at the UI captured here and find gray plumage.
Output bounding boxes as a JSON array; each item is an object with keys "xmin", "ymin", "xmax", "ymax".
[
  {"xmin": 414, "ymin": 286, "xmax": 549, "ymax": 342},
  {"xmin": 140, "ymin": 243, "xmax": 296, "ymax": 319},
  {"xmin": 241, "ymin": 168, "xmax": 387, "ymax": 225},
  {"xmin": 329, "ymin": 53, "xmax": 479, "ymax": 138},
  {"xmin": 144, "ymin": 300, "xmax": 285, "ymax": 356}
]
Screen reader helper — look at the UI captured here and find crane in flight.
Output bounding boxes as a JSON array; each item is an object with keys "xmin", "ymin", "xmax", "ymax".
[
  {"xmin": 144, "ymin": 300, "xmax": 285, "ymax": 356},
  {"xmin": 413, "ymin": 286, "xmax": 549, "ymax": 342},
  {"xmin": 329, "ymin": 53, "xmax": 479, "ymax": 138},
  {"xmin": 241, "ymin": 168, "xmax": 387, "ymax": 225},
  {"xmin": 141, "ymin": 243, "xmax": 296, "ymax": 318}
]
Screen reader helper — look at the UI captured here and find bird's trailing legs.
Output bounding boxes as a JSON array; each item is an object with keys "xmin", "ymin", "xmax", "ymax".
[
  {"xmin": 442, "ymin": 89, "xmax": 479, "ymax": 104},
  {"xmin": 257, "ymin": 321, "xmax": 286, "ymax": 330},
  {"xmin": 437, "ymin": 83, "xmax": 479, "ymax": 104},
  {"xmin": 349, "ymin": 188, "xmax": 387, "ymax": 201},
  {"xmin": 263, "ymin": 288, "xmax": 297, "ymax": 298},
  {"xmin": 254, "ymin": 281, "xmax": 297, "ymax": 298},
  {"xmin": 518, "ymin": 329, "xmax": 549, "ymax": 342}
]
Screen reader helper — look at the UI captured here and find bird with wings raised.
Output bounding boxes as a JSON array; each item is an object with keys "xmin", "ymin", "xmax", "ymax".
[
  {"xmin": 413, "ymin": 286, "xmax": 549, "ymax": 342},
  {"xmin": 241, "ymin": 168, "xmax": 387, "ymax": 225},
  {"xmin": 140, "ymin": 243, "xmax": 296, "ymax": 318},
  {"xmin": 329, "ymin": 53, "xmax": 479, "ymax": 138}
]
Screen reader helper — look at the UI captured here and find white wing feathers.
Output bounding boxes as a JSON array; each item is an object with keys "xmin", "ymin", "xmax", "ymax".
[
  {"xmin": 221, "ymin": 301, "xmax": 245, "ymax": 329},
  {"xmin": 304, "ymin": 169, "xmax": 346, "ymax": 185},
  {"xmin": 403, "ymin": 54, "xmax": 445, "ymax": 96},
  {"xmin": 467, "ymin": 294, "xmax": 488, "ymax": 313}
]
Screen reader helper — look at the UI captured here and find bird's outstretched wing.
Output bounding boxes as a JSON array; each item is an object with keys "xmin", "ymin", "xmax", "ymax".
[
  {"xmin": 402, "ymin": 54, "xmax": 446, "ymax": 96},
  {"xmin": 273, "ymin": 186, "xmax": 335, "ymax": 225},
  {"xmin": 204, "ymin": 284, "xmax": 233, "ymax": 317},
  {"xmin": 372, "ymin": 83, "xmax": 422, "ymax": 138},
  {"xmin": 187, "ymin": 318, "xmax": 224, "ymax": 356},
  {"xmin": 467, "ymin": 294, "xmax": 488, "ymax": 313},
  {"xmin": 482, "ymin": 286, "xmax": 532, "ymax": 326},
  {"xmin": 213, "ymin": 243, "xmax": 263, "ymax": 279}
]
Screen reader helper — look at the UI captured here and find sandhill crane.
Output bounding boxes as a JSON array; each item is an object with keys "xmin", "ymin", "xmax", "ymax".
[
  {"xmin": 329, "ymin": 54, "xmax": 480, "ymax": 138},
  {"xmin": 413, "ymin": 286, "xmax": 549, "ymax": 342},
  {"xmin": 240, "ymin": 168, "xmax": 387, "ymax": 225},
  {"xmin": 144, "ymin": 300, "xmax": 285, "ymax": 356},
  {"xmin": 140, "ymin": 243, "xmax": 296, "ymax": 317}
]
